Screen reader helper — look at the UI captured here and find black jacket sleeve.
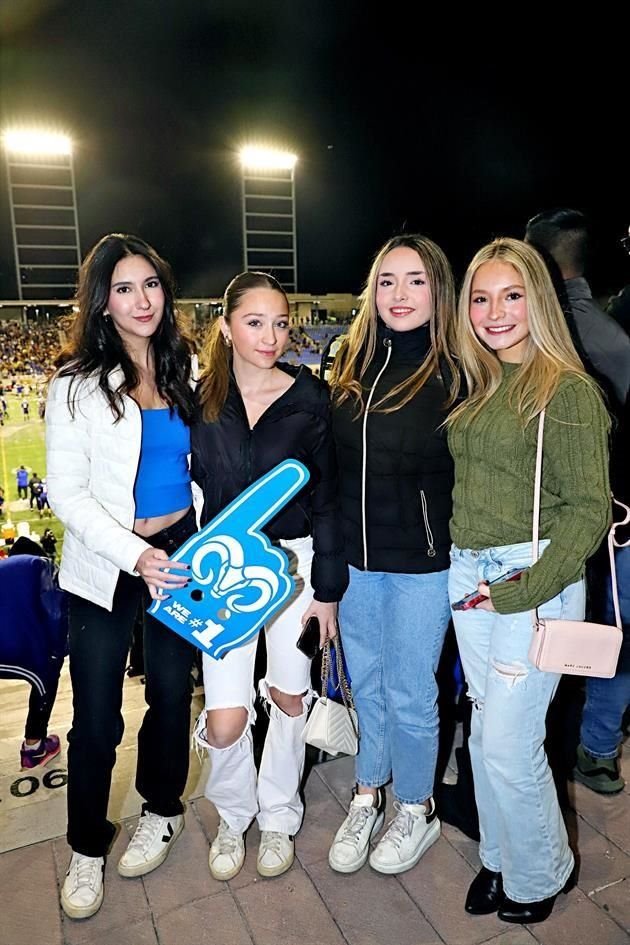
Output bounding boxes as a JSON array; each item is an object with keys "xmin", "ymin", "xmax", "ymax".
[{"xmin": 309, "ymin": 414, "xmax": 349, "ymax": 603}]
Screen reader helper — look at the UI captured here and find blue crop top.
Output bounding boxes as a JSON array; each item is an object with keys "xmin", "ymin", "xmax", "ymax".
[{"xmin": 133, "ymin": 408, "xmax": 192, "ymax": 518}]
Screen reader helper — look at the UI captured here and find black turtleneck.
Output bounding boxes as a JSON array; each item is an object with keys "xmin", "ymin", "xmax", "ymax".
[
  {"xmin": 331, "ymin": 320, "xmax": 454, "ymax": 574},
  {"xmin": 374, "ymin": 317, "xmax": 432, "ymax": 368}
]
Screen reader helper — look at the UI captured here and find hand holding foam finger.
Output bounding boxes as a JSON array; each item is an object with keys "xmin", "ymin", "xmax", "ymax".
[{"xmin": 148, "ymin": 460, "xmax": 310, "ymax": 659}]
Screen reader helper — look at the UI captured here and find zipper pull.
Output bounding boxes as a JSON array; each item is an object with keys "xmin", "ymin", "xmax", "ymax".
[{"xmin": 383, "ymin": 337, "xmax": 392, "ymax": 348}]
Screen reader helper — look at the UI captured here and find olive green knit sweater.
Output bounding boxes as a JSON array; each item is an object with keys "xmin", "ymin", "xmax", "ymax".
[{"xmin": 448, "ymin": 366, "xmax": 611, "ymax": 614}]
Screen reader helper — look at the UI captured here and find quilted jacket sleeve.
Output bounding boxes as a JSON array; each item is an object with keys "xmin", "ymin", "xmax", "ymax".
[{"xmin": 46, "ymin": 375, "xmax": 152, "ymax": 575}]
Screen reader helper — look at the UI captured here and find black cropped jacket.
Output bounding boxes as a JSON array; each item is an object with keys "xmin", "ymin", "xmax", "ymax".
[{"xmin": 191, "ymin": 364, "xmax": 348, "ymax": 603}]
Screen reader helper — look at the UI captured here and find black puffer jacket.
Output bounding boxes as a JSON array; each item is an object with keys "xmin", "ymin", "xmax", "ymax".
[
  {"xmin": 191, "ymin": 364, "xmax": 348, "ymax": 603},
  {"xmin": 332, "ymin": 321, "xmax": 454, "ymax": 574}
]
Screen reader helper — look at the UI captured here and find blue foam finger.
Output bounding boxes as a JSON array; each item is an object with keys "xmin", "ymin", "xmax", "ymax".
[{"xmin": 148, "ymin": 459, "xmax": 310, "ymax": 659}]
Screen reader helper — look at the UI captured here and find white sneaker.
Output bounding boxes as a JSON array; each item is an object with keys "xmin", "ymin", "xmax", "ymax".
[
  {"xmin": 117, "ymin": 811, "xmax": 184, "ymax": 877},
  {"xmin": 257, "ymin": 830, "xmax": 295, "ymax": 877},
  {"xmin": 60, "ymin": 852, "xmax": 105, "ymax": 920},
  {"xmin": 369, "ymin": 799, "xmax": 440, "ymax": 874},
  {"xmin": 328, "ymin": 789, "xmax": 386, "ymax": 873},
  {"xmin": 209, "ymin": 819, "xmax": 245, "ymax": 881}
]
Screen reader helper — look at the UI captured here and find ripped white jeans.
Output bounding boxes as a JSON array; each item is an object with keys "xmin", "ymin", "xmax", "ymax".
[
  {"xmin": 194, "ymin": 536, "xmax": 315, "ymax": 835},
  {"xmin": 449, "ymin": 541, "xmax": 583, "ymax": 903}
]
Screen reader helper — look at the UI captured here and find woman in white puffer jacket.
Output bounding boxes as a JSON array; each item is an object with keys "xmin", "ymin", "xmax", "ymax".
[{"xmin": 46, "ymin": 234, "xmax": 198, "ymax": 921}]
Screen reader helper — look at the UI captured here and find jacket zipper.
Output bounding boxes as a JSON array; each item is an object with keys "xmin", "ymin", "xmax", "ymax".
[
  {"xmin": 362, "ymin": 338, "xmax": 393, "ymax": 569},
  {"xmin": 420, "ymin": 488, "xmax": 437, "ymax": 558}
]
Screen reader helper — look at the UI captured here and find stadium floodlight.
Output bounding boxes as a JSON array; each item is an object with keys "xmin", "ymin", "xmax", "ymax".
[
  {"xmin": 2, "ymin": 127, "xmax": 80, "ymax": 300},
  {"xmin": 239, "ymin": 145, "xmax": 297, "ymax": 171},
  {"xmin": 239, "ymin": 144, "xmax": 299, "ymax": 291},
  {"xmin": 2, "ymin": 128, "xmax": 72, "ymax": 156}
]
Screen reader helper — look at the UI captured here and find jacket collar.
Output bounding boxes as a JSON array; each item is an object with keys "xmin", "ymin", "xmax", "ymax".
[{"xmin": 376, "ymin": 317, "xmax": 432, "ymax": 363}]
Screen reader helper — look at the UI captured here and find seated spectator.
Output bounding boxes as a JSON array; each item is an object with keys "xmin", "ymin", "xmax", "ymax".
[{"xmin": 1, "ymin": 537, "xmax": 68, "ymax": 770}]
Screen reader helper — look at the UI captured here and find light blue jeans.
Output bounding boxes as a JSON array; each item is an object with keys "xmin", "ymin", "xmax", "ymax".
[
  {"xmin": 339, "ymin": 566, "xmax": 450, "ymax": 804},
  {"xmin": 449, "ymin": 541, "xmax": 581, "ymax": 903}
]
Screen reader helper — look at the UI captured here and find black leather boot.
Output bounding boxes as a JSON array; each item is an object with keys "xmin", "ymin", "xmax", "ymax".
[
  {"xmin": 498, "ymin": 869, "xmax": 576, "ymax": 924},
  {"xmin": 465, "ymin": 867, "xmax": 504, "ymax": 915}
]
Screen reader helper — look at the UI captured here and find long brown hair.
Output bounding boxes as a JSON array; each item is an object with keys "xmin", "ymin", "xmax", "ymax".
[
  {"xmin": 197, "ymin": 271, "xmax": 288, "ymax": 422},
  {"xmin": 329, "ymin": 234, "xmax": 457, "ymax": 414},
  {"xmin": 54, "ymin": 233, "xmax": 194, "ymax": 422}
]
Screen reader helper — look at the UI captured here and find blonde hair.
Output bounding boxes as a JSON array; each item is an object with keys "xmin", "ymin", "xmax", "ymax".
[
  {"xmin": 198, "ymin": 271, "xmax": 288, "ymax": 422},
  {"xmin": 329, "ymin": 234, "xmax": 457, "ymax": 414},
  {"xmin": 448, "ymin": 237, "xmax": 592, "ymax": 426}
]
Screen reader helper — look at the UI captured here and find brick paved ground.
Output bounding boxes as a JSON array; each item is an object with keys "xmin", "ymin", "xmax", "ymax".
[{"xmin": 1, "ymin": 753, "xmax": 629, "ymax": 945}]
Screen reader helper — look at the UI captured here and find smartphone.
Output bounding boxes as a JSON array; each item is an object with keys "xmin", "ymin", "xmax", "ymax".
[
  {"xmin": 451, "ymin": 567, "xmax": 528, "ymax": 611},
  {"xmin": 296, "ymin": 616, "xmax": 321, "ymax": 659}
]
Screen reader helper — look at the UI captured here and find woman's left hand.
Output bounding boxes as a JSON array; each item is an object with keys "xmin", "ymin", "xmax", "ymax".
[
  {"xmin": 474, "ymin": 581, "xmax": 496, "ymax": 612},
  {"xmin": 301, "ymin": 600, "xmax": 338, "ymax": 647}
]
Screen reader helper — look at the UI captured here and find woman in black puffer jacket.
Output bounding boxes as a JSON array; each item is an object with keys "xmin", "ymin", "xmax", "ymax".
[
  {"xmin": 191, "ymin": 271, "xmax": 347, "ymax": 884},
  {"xmin": 327, "ymin": 234, "xmax": 458, "ymax": 877}
]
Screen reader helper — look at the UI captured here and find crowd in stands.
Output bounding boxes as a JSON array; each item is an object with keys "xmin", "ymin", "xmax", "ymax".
[
  {"xmin": 283, "ymin": 324, "xmax": 342, "ymax": 366},
  {"xmin": 0, "ymin": 321, "xmax": 61, "ymax": 376},
  {"xmin": 0, "ymin": 318, "xmax": 340, "ymax": 380}
]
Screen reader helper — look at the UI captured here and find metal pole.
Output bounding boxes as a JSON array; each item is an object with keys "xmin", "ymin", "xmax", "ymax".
[
  {"xmin": 241, "ymin": 170, "xmax": 248, "ymax": 272},
  {"xmin": 290, "ymin": 165, "xmax": 298, "ymax": 292},
  {"xmin": 5, "ymin": 156, "xmax": 23, "ymax": 301},
  {"xmin": 68, "ymin": 151, "xmax": 82, "ymax": 265}
]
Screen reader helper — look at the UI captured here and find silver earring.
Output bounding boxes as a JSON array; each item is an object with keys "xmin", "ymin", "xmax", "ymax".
[{"xmin": 223, "ymin": 334, "xmax": 232, "ymax": 348}]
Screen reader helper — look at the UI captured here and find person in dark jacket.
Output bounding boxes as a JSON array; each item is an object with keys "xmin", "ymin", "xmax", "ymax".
[
  {"xmin": 191, "ymin": 271, "xmax": 348, "ymax": 882},
  {"xmin": 327, "ymin": 234, "xmax": 458, "ymax": 876},
  {"xmin": 2, "ymin": 541, "xmax": 67, "ymax": 771}
]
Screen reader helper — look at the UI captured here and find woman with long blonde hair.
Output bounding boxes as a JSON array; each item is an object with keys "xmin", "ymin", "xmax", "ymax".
[
  {"xmin": 447, "ymin": 238, "xmax": 610, "ymax": 924},
  {"xmin": 327, "ymin": 234, "xmax": 458, "ymax": 876}
]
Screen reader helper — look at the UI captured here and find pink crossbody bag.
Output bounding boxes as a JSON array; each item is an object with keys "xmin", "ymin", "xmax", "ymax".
[{"xmin": 528, "ymin": 409, "xmax": 628, "ymax": 678}]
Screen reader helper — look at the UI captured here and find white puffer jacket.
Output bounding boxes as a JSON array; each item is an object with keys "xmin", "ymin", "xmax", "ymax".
[{"xmin": 46, "ymin": 366, "xmax": 196, "ymax": 611}]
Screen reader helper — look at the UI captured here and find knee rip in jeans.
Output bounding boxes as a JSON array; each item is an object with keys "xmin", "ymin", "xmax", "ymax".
[
  {"xmin": 259, "ymin": 679, "xmax": 313, "ymax": 718},
  {"xmin": 191, "ymin": 704, "xmax": 255, "ymax": 757},
  {"xmin": 490, "ymin": 659, "xmax": 529, "ymax": 688}
]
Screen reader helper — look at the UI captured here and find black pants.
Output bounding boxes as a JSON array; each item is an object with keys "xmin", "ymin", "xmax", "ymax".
[
  {"xmin": 67, "ymin": 507, "xmax": 197, "ymax": 857},
  {"xmin": 25, "ymin": 674, "xmax": 61, "ymax": 741}
]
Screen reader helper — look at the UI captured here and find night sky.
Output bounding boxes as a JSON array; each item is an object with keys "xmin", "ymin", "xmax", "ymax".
[{"xmin": 1, "ymin": 1, "xmax": 627, "ymax": 300}]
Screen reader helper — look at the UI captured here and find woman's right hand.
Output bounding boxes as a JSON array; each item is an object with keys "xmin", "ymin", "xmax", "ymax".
[{"xmin": 135, "ymin": 547, "xmax": 190, "ymax": 600}]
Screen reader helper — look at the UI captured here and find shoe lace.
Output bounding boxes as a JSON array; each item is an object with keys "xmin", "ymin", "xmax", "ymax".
[
  {"xmin": 260, "ymin": 830, "xmax": 284, "ymax": 856},
  {"xmin": 340, "ymin": 804, "xmax": 374, "ymax": 846},
  {"xmin": 129, "ymin": 813, "xmax": 161, "ymax": 854},
  {"xmin": 69, "ymin": 855, "xmax": 101, "ymax": 892},
  {"xmin": 216, "ymin": 820, "xmax": 240, "ymax": 854},
  {"xmin": 381, "ymin": 802, "xmax": 415, "ymax": 850}
]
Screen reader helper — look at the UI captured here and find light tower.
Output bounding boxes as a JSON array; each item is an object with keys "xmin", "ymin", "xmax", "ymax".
[
  {"xmin": 239, "ymin": 145, "xmax": 298, "ymax": 292},
  {"xmin": 2, "ymin": 128, "xmax": 81, "ymax": 300}
]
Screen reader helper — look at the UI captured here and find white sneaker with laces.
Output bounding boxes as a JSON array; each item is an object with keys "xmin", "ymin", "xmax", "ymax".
[
  {"xmin": 257, "ymin": 830, "xmax": 295, "ymax": 877},
  {"xmin": 117, "ymin": 810, "xmax": 184, "ymax": 877},
  {"xmin": 369, "ymin": 798, "xmax": 440, "ymax": 874},
  {"xmin": 60, "ymin": 852, "xmax": 105, "ymax": 919},
  {"xmin": 209, "ymin": 819, "xmax": 245, "ymax": 881},
  {"xmin": 328, "ymin": 790, "xmax": 385, "ymax": 873}
]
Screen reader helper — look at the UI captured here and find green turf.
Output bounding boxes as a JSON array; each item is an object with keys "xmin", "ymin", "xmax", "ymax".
[{"xmin": 1, "ymin": 390, "xmax": 65, "ymax": 553}]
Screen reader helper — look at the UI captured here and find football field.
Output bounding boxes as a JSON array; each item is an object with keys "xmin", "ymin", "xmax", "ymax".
[{"xmin": 0, "ymin": 391, "xmax": 65, "ymax": 550}]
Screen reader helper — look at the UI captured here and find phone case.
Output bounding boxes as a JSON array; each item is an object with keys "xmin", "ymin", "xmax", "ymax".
[
  {"xmin": 296, "ymin": 616, "xmax": 320, "ymax": 658},
  {"xmin": 451, "ymin": 567, "xmax": 527, "ymax": 612}
]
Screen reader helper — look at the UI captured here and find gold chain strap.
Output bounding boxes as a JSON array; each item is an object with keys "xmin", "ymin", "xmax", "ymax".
[{"xmin": 320, "ymin": 636, "xmax": 358, "ymax": 738}]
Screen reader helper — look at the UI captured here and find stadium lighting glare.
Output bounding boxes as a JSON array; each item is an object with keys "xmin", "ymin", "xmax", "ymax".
[
  {"xmin": 2, "ymin": 128, "xmax": 72, "ymax": 156},
  {"xmin": 239, "ymin": 145, "xmax": 297, "ymax": 170}
]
